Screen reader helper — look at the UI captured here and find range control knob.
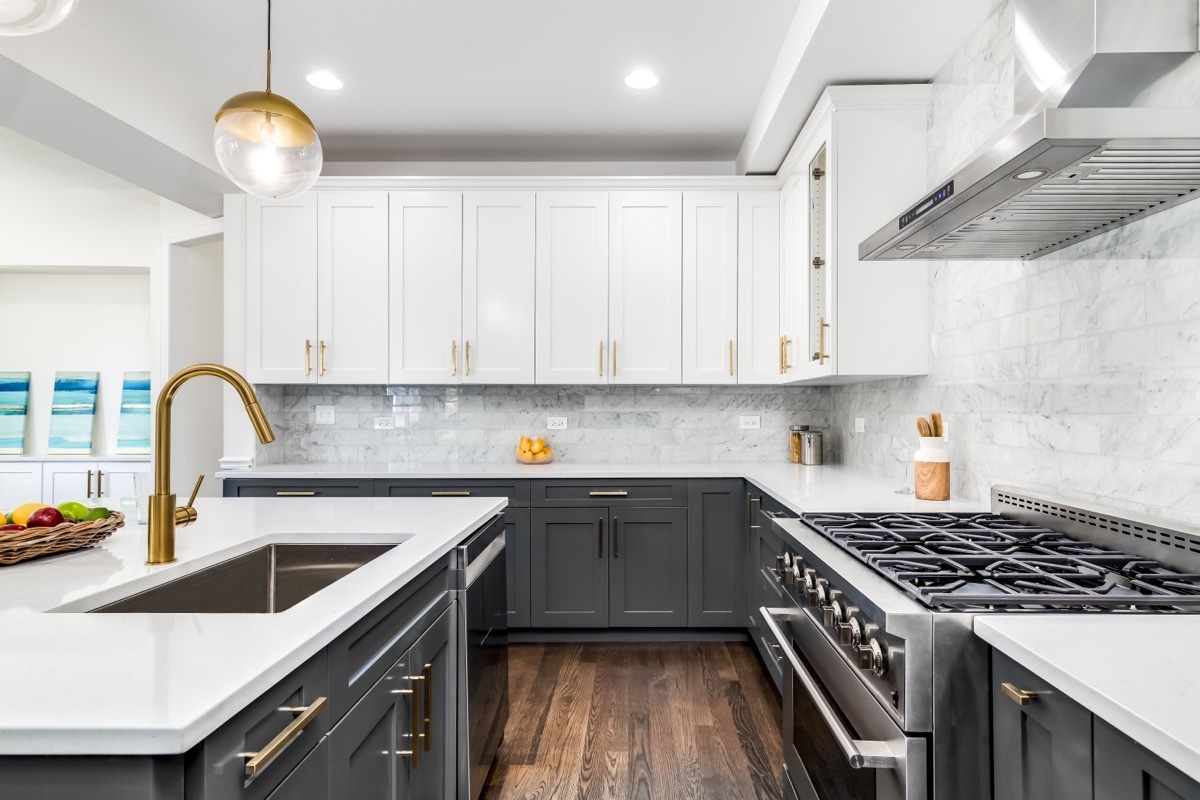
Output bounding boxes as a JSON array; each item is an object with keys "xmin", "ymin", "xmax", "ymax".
[
  {"xmin": 868, "ymin": 638, "xmax": 889, "ymax": 677},
  {"xmin": 791, "ymin": 562, "xmax": 804, "ymax": 585},
  {"xmin": 848, "ymin": 616, "xmax": 865, "ymax": 648},
  {"xmin": 782, "ymin": 552, "xmax": 794, "ymax": 568},
  {"xmin": 802, "ymin": 568, "xmax": 818, "ymax": 595},
  {"xmin": 826, "ymin": 598, "xmax": 848, "ymax": 629},
  {"xmin": 774, "ymin": 555, "xmax": 791, "ymax": 584},
  {"xmin": 811, "ymin": 580, "xmax": 831, "ymax": 609},
  {"xmin": 838, "ymin": 605, "xmax": 860, "ymax": 645}
]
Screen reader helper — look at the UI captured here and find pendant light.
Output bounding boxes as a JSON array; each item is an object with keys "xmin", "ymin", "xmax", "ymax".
[
  {"xmin": 0, "ymin": 0, "xmax": 78, "ymax": 36},
  {"xmin": 213, "ymin": 0, "xmax": 322, "ymax": 200}
]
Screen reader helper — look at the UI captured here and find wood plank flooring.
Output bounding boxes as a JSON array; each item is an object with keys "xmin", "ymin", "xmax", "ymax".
[{"xmin": 481, "ymin": 642, "xmax": 784, "ymax": 800}]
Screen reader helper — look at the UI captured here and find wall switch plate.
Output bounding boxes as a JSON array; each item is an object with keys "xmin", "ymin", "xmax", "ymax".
[
  {"xmin": 739, "ymin": 415, "xmax": 761, "ymax": 430},
  {"xmin": 854, "ymin": 417, "xmax": 865, "ymax": 433},
  {"xmin": 374, "ymin": 416, "xmax": 395, "ymax": 431},
  {"xmin": 547, "ymin": 416, "xmax": 568, "ymax": 430},
  {"xmin": 315, "ymin": 405, "xmax": 335, "ymax": 425}
]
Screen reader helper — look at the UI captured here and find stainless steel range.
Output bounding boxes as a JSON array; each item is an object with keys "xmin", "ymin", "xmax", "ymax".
[{"xmin": 760, "ymin": 485, "xmax": 1200, "ymax": 800}]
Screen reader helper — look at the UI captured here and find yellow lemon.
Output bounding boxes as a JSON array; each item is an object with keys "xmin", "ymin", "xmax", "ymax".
[
  {"xmin": 531, "ymin": 439, "xmax": 545, "ymax": 455},
  {"xmin": 10, "ymin": 503, "xmax": 48, "ymax": 527}
]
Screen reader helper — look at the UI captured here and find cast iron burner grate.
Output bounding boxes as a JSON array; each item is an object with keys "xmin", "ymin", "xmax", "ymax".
[{"xmin": 801, "ymin": 512, "xmax": 1200, "ymax": 611}]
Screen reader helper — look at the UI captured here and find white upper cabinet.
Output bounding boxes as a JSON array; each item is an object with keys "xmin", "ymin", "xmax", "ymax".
[
  {"xmin": 246, "ymin": 195, "xmax": 318, "ymax": 384},
  {"xmin": 318, "ymin": 192, "xmax": 390, "ymax": 384},
  {"xmin": 608, "ymin": 192, "xmax": 682, "ymax": 385},
  {"xmin": 780, "ymin": 86, "xmax": 931, "ymax": 383},
  {"xmin": 736, "ymin": 190, "xmax": 782, "ymax": 384},
  {"xmin": 463, "ymin": 192, "xmax": 536, "ymax": 384},
  {"xmin": 535, "ymin": 192, "xmax": 609, "ymax": 384},
  {"xmin": 388, "ymin": 192, "xmax": 463, "ymax": 384},
  {"xmin": 682, "ymin": 192, "xmax": 738, "ymax": 385}
]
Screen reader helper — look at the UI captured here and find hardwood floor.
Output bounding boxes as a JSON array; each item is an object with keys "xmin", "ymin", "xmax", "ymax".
[{"xmin": 482, "ymin": 642, "xmax": 784, "ymax": 800}]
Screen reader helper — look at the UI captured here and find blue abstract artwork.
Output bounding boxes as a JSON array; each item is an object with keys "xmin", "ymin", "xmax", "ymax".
[
  {"xmin": 116, "ymin": 371, "xmax": 152, "ymax": 455},
  {"xmin": 0, "ymin": 372, "xmax": 30, "ymax": 455},
  {"xmin": 48, "ymin": 371, "xmax": 99, "ymax": 454}
]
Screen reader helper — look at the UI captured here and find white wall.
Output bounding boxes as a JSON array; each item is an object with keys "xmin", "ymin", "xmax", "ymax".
[{"xmin": 0, "ymin": 272, "xmax": 151, "ymax": 455}]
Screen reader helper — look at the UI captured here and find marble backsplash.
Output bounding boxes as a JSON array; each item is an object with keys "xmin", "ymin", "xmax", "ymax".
[
  {"xmin": 831, "ymin": 0, "xmax": 1200, "ymax": 525},
  {"xmin": 255, "ymin": 385, "xmax": 831, "ymax": 466}
]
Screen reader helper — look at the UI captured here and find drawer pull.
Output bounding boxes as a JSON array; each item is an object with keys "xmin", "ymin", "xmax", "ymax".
[
  {"xmin": 431, "ymin": 491, "xmax": 471, "ymax": 497},
  {"xmin": 243, "ymin": 696, "xmax": 327, "ymax": 776},
  {"xmin": 588, "ymin": 491, "xmax": 629, "ymax": 497},
  {"xmin": 598, "ymin": 517, "xmax": 604, "ymax": 558},
  {"xmin": 276, "ymin": 491, "xmax": 317, "ymax": 497},
  {"xmin": 423, "ymin": 662, "xmax": 433, "ymax": 751},
  {"xmin": 613, "ymin": 517, "xmax": 619, "ymax": 558},
  {"xmin": 1001, "ymin": 683, "xmax": 1039, "ymax": 706},
  {"xmin": 398, "ymin": 674, "xmax": 424, "ymax": 769}
]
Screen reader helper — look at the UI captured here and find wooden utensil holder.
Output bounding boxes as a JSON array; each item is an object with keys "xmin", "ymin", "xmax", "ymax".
[{"xmin": 914, "ymin": 461, "xmax": 950, "ymax": 501}]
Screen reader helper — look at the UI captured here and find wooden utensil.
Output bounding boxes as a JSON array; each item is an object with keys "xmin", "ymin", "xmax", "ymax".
[
  {"xmin": 916, "ymin": 417, "xmax": 933, "ymax": 437},
  {"xmin": 931, "ymin": 412, "xmax": 943, "ymax": 437}
]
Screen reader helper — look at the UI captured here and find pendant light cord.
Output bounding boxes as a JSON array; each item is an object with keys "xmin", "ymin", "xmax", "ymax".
[{"xmin": 265, "ymin": 0, "xmax": 272, "ymax": 94}]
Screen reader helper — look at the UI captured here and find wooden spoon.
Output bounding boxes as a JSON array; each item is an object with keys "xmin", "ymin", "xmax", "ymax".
[
  {"xmin": 916, "ymin": 417, "xmax": 933, "ymax": 437},
  {"xmin": 931, "ymin": 412, "xmax": 943, "ymax": 437}
]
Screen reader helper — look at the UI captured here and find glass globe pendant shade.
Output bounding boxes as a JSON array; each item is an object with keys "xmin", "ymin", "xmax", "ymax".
[
  {"xmin": 214, "ymin": 91, "xmax": 323, "ymax": 200},
  {"xmin": 0, "ymin": 0, "xmax": 78, "ymax": 36}
]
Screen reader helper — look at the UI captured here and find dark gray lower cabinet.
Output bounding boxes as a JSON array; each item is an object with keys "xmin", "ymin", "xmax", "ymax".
[
  {"xmin": 530, "ymin": 507, "xmax": 609, "ymax": 627},
  {"xmin": 503, "ymin": 507, "xmax": 531, "ymax": 628},
  {"xmin": 687, "ymin": 480, "xmax": 747, "ymax": 627},
  {"xmin": 1093, "ymin": 718, "xmax": 1200, "ymax": 800},
  {"xmin": 609, "ymin": 506, "xmax": 688, "ymax": 626},
  {"xmin": 222, "ymin": 479, "xmax": 374, "ymax": 498},
  {"xmin": 992, "ymin": 651, "xmax": 1092, "ymax": 800},
  {"xmin": 265, "ymin": 739, "xmax": 328, "ymax": 800}
]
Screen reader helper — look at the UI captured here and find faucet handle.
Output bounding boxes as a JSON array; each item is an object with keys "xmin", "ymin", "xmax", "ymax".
[{"xmin": 185, "ymin": 474, "xmax": 205, "ymax": 508}]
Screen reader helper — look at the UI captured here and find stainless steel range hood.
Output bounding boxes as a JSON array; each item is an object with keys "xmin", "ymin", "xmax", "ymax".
[{"xmin": 860, "ymin": 0, "xmax": 1200, "ymax": 262}]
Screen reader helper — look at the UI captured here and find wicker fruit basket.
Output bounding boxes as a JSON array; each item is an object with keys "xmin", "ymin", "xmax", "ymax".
[{"xmin": 0, "ymin": 512, "xmax": 125, "ymax": 566}]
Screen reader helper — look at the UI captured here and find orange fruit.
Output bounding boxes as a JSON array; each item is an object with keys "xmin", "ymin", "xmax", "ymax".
[{"xmin": 10, "ymin": 503, "xmax": 48, "ymax": 526}]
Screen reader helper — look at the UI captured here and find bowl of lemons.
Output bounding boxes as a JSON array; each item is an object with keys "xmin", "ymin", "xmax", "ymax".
[{"xmin": 516, "ymin": 436, "xmax": 554, "ymax": 464}]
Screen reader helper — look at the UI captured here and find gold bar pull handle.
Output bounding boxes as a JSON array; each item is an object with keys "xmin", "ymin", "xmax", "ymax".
[
  {"xmin": 598, "ymin": 517, "xmax": 604, "ymax": 558},
  {"xmin": 397, "ymin": 675, "xmax": 424, "ymax": 769},
  {"xmin": 817, "ymin": 316, "xmax": 830, "ymax": 366},
  {"xmin": 588, "ymin": 490, "xmax": 629, "ymax": 497},
  {"xmin": 423, "ymin": 663, "xmax": 433, "ymax": 751},
  {"xmin": 243, "ymin": 696, "xmax": 327, "ymax": 776},
  {"xmin": 319, "ymin": 340, "xmax": 327, "ymax": 376},
  {"xmin": 613, "ymin": 517, "xmax": 619, "ymax": 558},
  {"xmin": 431, "ymin": 491, "xmax": 470, "ymax": 497},
  {"xmin": 1001, "ymin": 683, "xmax": 1039, "ymax": 706},
  {"xmin": 611, "ymin": 340, "xmax": 617, "ymax": 377},
  {"xmin": 598, "ymin": 341, "xmax": 604, "ymax": 378},
  {"xmin": 86, "ymin": 469, "xmax": 93, "ymax": 499},
  {"xmin": 276, "ymin": 491, "xmax": 317, "ymax": 497},
  {"xmin": 451, "ymin": 341, "xmax": 457, "ymax": 377},
  {"xmin": 783, "ymin": 337, "xmax": 792, "ymax": 372},
  {"xmin": 729, "ymin": 340, "xmax": 734, "ymax": 377},
  {"xmin": 464, "ymin": 340, "xmax": 471, "ymax": 376},
  {"xmin": 779, "ymin": 336, "xmax": 786, "ymax": 374},
  {"xmin": 305, "ymin": 339, "xmax": 312, "ymax": 376}
]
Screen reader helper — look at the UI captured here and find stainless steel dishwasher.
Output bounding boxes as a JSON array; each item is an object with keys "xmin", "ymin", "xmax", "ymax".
[{"xmin": 453, "ymin": 515, "xmax": 508, "ymax": 800}]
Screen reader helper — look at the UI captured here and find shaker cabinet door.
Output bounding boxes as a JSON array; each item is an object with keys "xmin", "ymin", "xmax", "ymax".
[
  {"xmin": 530, "ymin": 508, "xmax": 610, "ymax": 627},
  {"xmin": 1093, "ymin": 718, "xmax": 1200, "ymax": 800},
  {"xmin": 246, "ymin": 195, "xmax": 319, "ymax": 384},
  {"xmin": 388, "ymin": 192, "xmax": 463, "ymax": 384},
  {"xmin": 687, "ymin": 479, "xmax": 747, "ymax": 627},
  {"xmin": 317, "ymin": 192, "xmax": 390, "ymax": 384},
  {"xmin": 608, "ymin": 506, "xmax": 688, "ymax": 627},
  {"xmin": 737, "ymin": 190, "xmax": 783, "ymax": 384},
  {"xmin": 682, "ymin": 191, "xmax": 738, "ymax": 385}
]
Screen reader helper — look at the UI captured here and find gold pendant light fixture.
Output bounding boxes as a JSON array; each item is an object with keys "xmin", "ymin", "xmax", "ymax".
[
  {"xmin": 213, "ymin": 0, "xmax": 322, "ymax": 200},
  {"xmin": 0, "ymin": 0, "xmax": 78, "ymax": 36}
]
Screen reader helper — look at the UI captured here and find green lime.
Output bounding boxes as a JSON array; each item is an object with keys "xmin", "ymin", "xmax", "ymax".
[
  {"xmin": 83, "ymin": 507, "xmax": 110, "ymax": 521},
  {"xmin": 57, "ymin": 501, "xmax": 89, "ymax": 521}
]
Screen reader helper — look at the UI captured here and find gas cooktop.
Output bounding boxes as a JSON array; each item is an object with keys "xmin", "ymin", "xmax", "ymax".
[{"xmin": 800, "ymin": 512, "xmax": 1200, "ymax": 611}]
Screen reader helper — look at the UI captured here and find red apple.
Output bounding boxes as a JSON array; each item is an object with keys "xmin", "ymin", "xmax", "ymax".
[
  {"xmin": 0, "ymin": 524, "xmax": 26, "ymax": 532},
  {"xmin": 26, "ymin": 507, "xmax": 65, "ymax": 528}
]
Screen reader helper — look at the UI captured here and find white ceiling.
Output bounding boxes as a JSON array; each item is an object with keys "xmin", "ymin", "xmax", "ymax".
[{"xmin": 0, "ymin": 0, "xmax": 996, "ymax": 212}]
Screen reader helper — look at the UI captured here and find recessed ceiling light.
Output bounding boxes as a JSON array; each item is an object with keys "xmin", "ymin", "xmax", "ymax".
[
  {"xmin": 624, "ymin": 69, "xmax": 659, "ymax": 90},
  {"xmin": 306, "ymin": 71, "xmax": 344, "ymax": 91},
  {"xmin": 1012, "ymin": 168, "xmax": 1048, "ymax": 181}
]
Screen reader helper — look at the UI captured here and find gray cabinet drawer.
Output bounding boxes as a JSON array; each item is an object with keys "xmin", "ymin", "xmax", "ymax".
[
  {"xmin": 326, "ymin": 560, "xmax": 451, "ymax": 721},
  {"xmin": 375, "ymin": 479, "xmax": 529, "ymax": 507},
  {"xmin": 185, "ymin": 651, "xmax": 330, "ymax": 800},
  {"xmin": 222, "ymin": 480, "xmax": 374, "ymax": 498},
  {"xmin": 531, "ymin": 479, "xmax": 687, "ymax": 507}
]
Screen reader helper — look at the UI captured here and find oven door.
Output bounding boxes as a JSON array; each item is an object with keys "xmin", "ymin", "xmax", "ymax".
[{"xmin": 762, "ymin": 607, "xmax": 927, "ymax": 800}]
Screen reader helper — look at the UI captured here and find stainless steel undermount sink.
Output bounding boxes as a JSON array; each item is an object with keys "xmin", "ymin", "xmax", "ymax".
[{"xmin": 91, "ymin": 543, "xmax": 401, "ymax": 614}]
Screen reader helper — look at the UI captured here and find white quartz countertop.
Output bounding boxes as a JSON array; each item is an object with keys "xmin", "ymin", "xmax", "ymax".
[
  {"xmin": 216, "ymin": 462, "xmax": 986, "ymax": 515},
  {"xmin": 0, "ymin": 496, "xmax": 504, "ymax": 755},
  {"xmin": 976, "ymin": 616, "xmax": 1200, "ymax": 782}
]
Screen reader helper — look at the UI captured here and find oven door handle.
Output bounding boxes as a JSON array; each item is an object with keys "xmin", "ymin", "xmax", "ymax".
[{"xmin": 761, "ymin": 607, "xmax": 898, "ymax": 770}]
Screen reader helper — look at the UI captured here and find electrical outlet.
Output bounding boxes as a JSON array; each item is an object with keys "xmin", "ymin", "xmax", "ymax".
[
  {"xmin": 739, "ymin": 415, "xmax": 761, "ymax": 430},
  {"xmin": 854, "ymin": 417, "xmax": 865, "ymax": 433},
  {"xmin": 315, "ymin": 405, "xmax": 335, "ymax": 425},
  {"xmin": 374, "ymin": 416, "xmax": 395, "ymax": 431},
  {"xmin": 547, "ymin": 416, "xmax": 568, "ymax": 430}
]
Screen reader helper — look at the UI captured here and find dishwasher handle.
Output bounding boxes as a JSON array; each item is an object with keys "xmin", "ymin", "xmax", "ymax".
[{"xmin": 454, "ymin": 528, "xmax": 506, "ymax": 589}]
